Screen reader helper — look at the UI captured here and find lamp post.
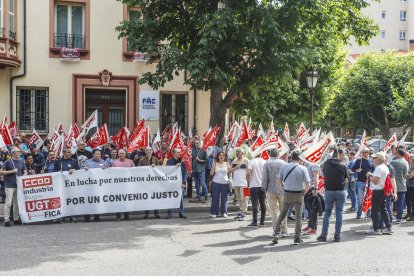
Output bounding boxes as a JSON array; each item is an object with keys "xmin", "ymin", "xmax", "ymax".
[{"xmin": 306, "ymin": 69, "xmax": 319, "ymax": 133}]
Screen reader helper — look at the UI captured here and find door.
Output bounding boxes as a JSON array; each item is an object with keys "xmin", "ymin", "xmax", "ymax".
[
  {"xmin": 160, "ymin": 92, "xmax": 188, "ymax": 134},
  {"xmin": 85, "ymin": 88, "xmax": 126, "ymax": 136}
]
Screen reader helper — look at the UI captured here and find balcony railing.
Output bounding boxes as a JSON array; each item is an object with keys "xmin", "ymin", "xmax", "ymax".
[
  {"xmin": 53, "ymin": 33, "xmax": 86, "ymax": 49},
  {"xmin": 9, "ymin": 31, "xmax": 16, "ymax": 41}
]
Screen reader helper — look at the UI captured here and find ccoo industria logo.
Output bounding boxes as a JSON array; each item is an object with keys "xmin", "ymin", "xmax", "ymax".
[{"xmin": 22, "ymin": 175, "xmax": 53, "ymax": 189}]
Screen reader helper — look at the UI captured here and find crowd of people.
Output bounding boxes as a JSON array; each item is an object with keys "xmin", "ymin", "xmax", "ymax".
[{"xmin": 0, "ymin": 130, "xmax": 413, "ymax": 247}]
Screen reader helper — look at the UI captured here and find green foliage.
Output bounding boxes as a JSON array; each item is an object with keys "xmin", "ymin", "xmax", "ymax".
[
  {"xmin": 330, "ymin": 51, "xmax": 414, "ymax": 133},
  {"xmin": 116, "ymin": 0, "xmax": 378, "ymax": 129}
]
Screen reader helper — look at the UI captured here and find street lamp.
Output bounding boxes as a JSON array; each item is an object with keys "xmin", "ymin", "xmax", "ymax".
[{"xmin": 306, "ymin": 69, "xmax": 319, "ymax": 133}]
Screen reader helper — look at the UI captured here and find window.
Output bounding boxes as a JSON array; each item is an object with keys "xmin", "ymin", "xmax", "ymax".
[
  {"xmin": 381, "ymin": 30, "xmax": 386, "ymax": 38},
  {"xmin": 400, "ymin": 11, "xmax": 407, "ymax": 21},
  {"xmin": 160, "ymin": 93, "xmax": 188, "ymax": 134},
  {"xmin": 0, "ymin": 0, "xmax": 3, "ymax": 30},
  {"xmin": 54, "ymin": 3, "xmax": 85, "ymax": 48},
  {"xmin": 8, "ymin": 0, "xmax": 15, "ymax": 40},
  {"xmin": 381, "ymin": 11, "xmax": 386, "ymax": 19},
  {"xmin": 16, "ymin": 87, "xmax": 49, "ymax": 133},
  {"xmin": 127, "ymin": 9, "xmax": 142, "ymax": 52},
  {"xmin": 400, "ymin": 31, "xmax": 406, "ymax": 40}
]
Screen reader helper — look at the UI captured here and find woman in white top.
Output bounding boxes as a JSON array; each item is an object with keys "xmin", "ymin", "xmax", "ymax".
[
  {"xmin": 210, "ymin": 151, "xmax": 238, "ymax": 218},
  {"xmin": 231, "ymin": 148, "xmax": 250, "ymax": 220}
]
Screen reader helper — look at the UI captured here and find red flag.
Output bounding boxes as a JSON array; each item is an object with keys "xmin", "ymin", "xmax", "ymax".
[
  {"xmin": 299, "ymin": 132, "xmax": 335, "ymax": 164},
  {"xmin": 251, "ymin": 136, "xmax": 264, "ymax": 151},
  {"xmin": 239, "ymin": 120, "xmax": 250, "ymax": 142},
  {"xmin": 227, "ymin": 122, "xmax": 239, "ymax": 141},
  {"xmin": 293, "ymin": 122, "xmax": 307, "ymax": 145},
  {"xmin": 202, "ymin": 126, "xmax": 220, "ymax": 151},
  {"xmin": 112, "ymin": 127, "xmax": 130, "ymax": 149},
  {"xmin": 129, "ymin": 119, "xmax": 145, "ymax": 141},
  {"xmin": 128, "ymin": 126, "xmax": 149, "ymax": 152},
  {"xmin": 362, "ymin": 181, "xmax": 372, "ymax": 213},
  {"xmin": 88, "ymin": 124, "xmax": 110, "ymax": 149},
  {"xmin": 317, "ymin": 176, "xmax": 326, "ymax": 196},
  {"xmin": 167, "ymin": 129, "xmax": 184, "ymax": 159},
  {"xmin": 181, "ymin": 141, "xmax": 193, "ymax": 174},
  {"xmin": 161, "ymin": 124, "xmax": 170, "ymax": 138},
  {"xmin": 65, "ymin": 123, "xmax": 81, "ymax": 143},
  {"xmin": 30, "ymin": 129, "xmax": 43, "ymax": 150},
  {"xmin": 382, "ymin": 132, "xmax": 397, "ymax": 153},
  {"xmin": 81, "ymin": 110, "xmax": 98, "ymax": 131},
  {"xmin": 8, "ymin": 121, "xmax": 18, "ymax": 137},
  {"xmin": 0, "ymin": 123, "xmax": 13, "ymax": 145}
]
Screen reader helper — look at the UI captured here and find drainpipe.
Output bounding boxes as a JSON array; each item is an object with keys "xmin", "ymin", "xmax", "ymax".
[
  {"xmin": 9, "ymin": 0, "xmax": 27, "ymax": 121},
  {"xmin": 192, "ymin": 89, "xmax": 197, "ymax": 135}
]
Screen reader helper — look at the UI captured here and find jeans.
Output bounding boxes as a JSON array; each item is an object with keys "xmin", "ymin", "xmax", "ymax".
[
  {"xmin": 210, "ymin": 182, "xmax": 229, "ymax": 215},
  {"xmin": 306, "ymin": 197, "xmax": 318, "ymax": 230},
  {"xmin": 186, "ymin": 176, "xmax": 193, "ymax": 198},
  {"xmin": 275, "ymin": 191, "xmax": 304, "ymax": 240},
  {"xmin": 371, "ymin": 190, "xmax": 391, "ymax": 230},
  {"xmin": 347, "ymin": 180, "xmax": 357, "ymax": 209},
  {"xmin": 321, "ymin": 190, "xmax": 346, "ymax": 239},
  {"xmin": 167, "ymin": 188, "xmax": 185, "ymax": 216},
  {"xmin": 4, "ymin": 188, "xmax": 19, "ymax": 222},
  {"xmin": 356, "ymin": 181, "xmax": 367, "ymax": 217},
  {"xmin": 395, "ymin": 191, "xmax": 406, "ymax": 220},
  {"xmin": 194, "ymin": 171, "xmax": 208, "ymax": 199},
  {"xmin": 250, "ymin": 187, "xmax": 266, "ymax": 224},
  {"xmin": 406, "ymin": 187, "xmax": 414, "ymax": 217},
  {"xmin": 379, "ymin": 195, "xmax": 393, "ymax": 228},
  {"xmin": 234, "ymin": 186, "xmax": 248, "ymax": 213},
  {"xmin": 267, "ymin": 193, "xmax": 287, "ymax": 232}
]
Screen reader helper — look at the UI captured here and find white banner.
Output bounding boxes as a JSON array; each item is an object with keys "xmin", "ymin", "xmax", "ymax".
[
  {"xmin": 139, "ymin": 90, "xmax": 160, "ymax": 121},
  {"xmin": 17, "ymin": 166, "xmax": 182, "ymax": 223}
]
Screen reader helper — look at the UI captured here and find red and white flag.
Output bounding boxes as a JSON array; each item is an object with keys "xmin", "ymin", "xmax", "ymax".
[
  {"xmin": 29, "ymin": 129, "xmax": 43, "ymax": 150},
  {"xmin": 251, "ymin": 136, "xmax": 269, "ymax": 160},
  {"xmin": 293, "ymin": 122, "xmax": 307, "ymax": 145},
  {"xmin": 65, "ymin": 123, "xmax": 81, "ymax": 143},
  {"xmin": 227, "ymin": 122, "xmax": 239, "ymax": 141},
  {"xmin": 129, "ymin": 119, "xmax": 145, "ymax": 141},
  {"xmin": 236, "ymin": 121, "xmax": 250, "ymax": 147},
  {"xmin": 251, "ymin": 134, "xmax": 278, "ymax": 158},
  {"xmin": 50, "ymin": 133, "xmax": 62, "ymax": 152},
  {"xmin": 284, "ymin": 122, "xmax": 290, "ymax": 141},
  {"xmin": 300, "ymin": 128, "xmax": 320, "ymax": 150},
  {"xmin": 203, "ymin": 126, "xmax": 220, "ymax": 151},
  {"xmin": 152, "ymin": 128, "xmax": 161, "ymax": 152},
  {"xmin": 87, "ymin": 124, "xmax": 109, "ymax": 149},
  {"xmin": 56, "ymin": 133, "xmax": 65, "ymax": 158},
  {"xmin": 229, "ymin": 125, "xmax": 241, "ymax": 151},
  {"xmin": 355, "ymin": 130, "xmax": 368, "ymax": 159},
  {"xmin": 1, "ymin": 114, "xmax": 8, "ymax": 128},
  {"xmin": 81, "ymin": 110, "xmax": 98, "ymax": 133},
  {"xmin": 362, "ymin": 181, "xmax": 372, "ymax": 214},
  {"xmin": 0, "ymin": 134, "xmax": 5, "ymax": 149},
  {"xmin": 128, "ymin": 126, "xmax": 149, "ymax": 153},
  {"xmin": 398, "ymin": 129, "xmax": 410, "ymax": 146},
  {"xmin": 256, "ymin": 123, "xmax": 265, "ymax": 138},
  {"xmin": 112, "ymin": 127, "xmax": 130, "ymax": 149},
  {"xmin": 8, "ymin": 121, "xmax": 18, "ymax": 137},
  {"xmin": 278, "ymin": 138, "xmax": 290, "ymax": 157},
  {"xmin": 0, "ymin": 122, "xmax": 13, "ymax": 146},
  {"xmin": 161, "ymin": 124, "xmax": 170, "ymax": 139},
  {"xmin": 382, "ymin": 132, "xmax": 398, "ymax": 153},
  {"xmin": 181, "ymin": 142, "xmax": 193, "ymax": 174},
  {"xmin": 300, "ymin": 131, "xmax": 335, "ymax": 164}
]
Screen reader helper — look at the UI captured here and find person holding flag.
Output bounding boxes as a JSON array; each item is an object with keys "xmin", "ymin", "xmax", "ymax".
[
  {"xmin": 166, "ymin": 148, "xmax": 187, "ymax": 219},
  {"xmin": 192, "ymin": 139, "xmax": 209, "ymax": 202},
  {"xmin": 0, "ymin": 148, "xmax": 27, "ymax": 227}
]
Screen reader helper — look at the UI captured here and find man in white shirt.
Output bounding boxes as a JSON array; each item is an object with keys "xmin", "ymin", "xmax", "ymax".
[
  {"xmin": 366, "ymin": 152, "xmax": 392, "ymax": 235},
  {"xmin": 247, "ymin": 153, "xmax": 266, "ymax": 228}
]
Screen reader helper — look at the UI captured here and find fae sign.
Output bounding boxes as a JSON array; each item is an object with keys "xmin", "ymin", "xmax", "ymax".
[{"xmin": 139, "ymin": 90, "xmax": 160, "ymax": 121}]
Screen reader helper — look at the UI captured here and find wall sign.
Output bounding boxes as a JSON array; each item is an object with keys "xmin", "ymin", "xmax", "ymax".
[{"xmin": 139, "ymin": 90, "xmax": 160, "ymax": 121}]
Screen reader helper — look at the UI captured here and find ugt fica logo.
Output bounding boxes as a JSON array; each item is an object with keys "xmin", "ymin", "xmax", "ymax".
[{"xmin": 25, "ymin": 197, "xmax": 61, "ymax": 212}]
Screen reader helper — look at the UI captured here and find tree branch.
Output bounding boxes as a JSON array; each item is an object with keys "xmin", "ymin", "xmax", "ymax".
[{"xmin": 366, "ymin": 111, "xmax": 382, "ymax": 127}]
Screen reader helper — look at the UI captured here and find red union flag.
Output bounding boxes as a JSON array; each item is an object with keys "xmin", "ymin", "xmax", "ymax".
[
  {"xmin": 251, "ymin": 136, "xmax": 264, "ymax": 151},
  {"xmin": 227, "ymin": 122, "xmax": 239, "ymax": 141},
  {"xmin": 203, "ymin": 126, "xmax": 220, "ymax": 151},
  {"xmin": 293, "ymin": 122, "xmax": 307, "ymax": 145},
  {"xmin": 112, "ymin": 127, "xmax": 129, "ymax": 149},
  {"xmin": 181, "ymin": 142, "xmax": 193, "ymax": 174},
  {"xmin": 278, "ymin": 138, "xmax": 290, "ymax": 157},
  {"xmin": 317, "ymin": 176, "xmax": 326, "ymax": 196},
  {"xmin": 127, "ymin": 126, "xmax": 149, "ymax": 152},
  {"xmin": 88, "ymin": 124, "xmax": 109, "ymax": 149},
  {"xmin": 0, "ymin": 122, "xmax": 13, "ymax": 146},
  {"xmin": 362, "ymin": 182, "xmax": 372, "ymax": 213},
  {"xmin": 167, "ymin": 128, "xmax": 185, "ymax": 159},
  {"xmin": 8, "ymin": 121, "xmax": 18, "ymax": 137},
  {"xmin": 129, "ymin": 119, "xmax": 145, "ymax": 141},
  {"xmin": 300, "ymin": 132, "xmax": 335, "ymax": 164},
  {"xmin": 284, "ymin": 122, "xmax": 290, "ymax": 141},
  {"xmin": 382, "ymin": 132, "xmax": 397, "ymax": 153},
  {"xmin": 81, "ymin": 110, "xmax": 98, "ymax": 131},
  {"xmin": 30, "ymin": 129, "xmax": 43, "ymax": 150}
]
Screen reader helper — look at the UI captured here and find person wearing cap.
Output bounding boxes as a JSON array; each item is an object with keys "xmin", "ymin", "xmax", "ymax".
[
  {"xmin": 366, "ymin": 152, "xmax": 393, "ymax": 234},
  {"xmin": 29, "ymin": 143, "xmax": 45, "ymax": 173},
  {"xmin": 272, "ymin": 150, "xmax": 310, "ymax": 245},
  {"xmin": 390, "ymin": 148, "xmax": 409, "ymax": 223},
  {"xmin": 0, "ymin": 148, "xmax": 27, "ymax": 227},
  {"xmin": 351, "ymin": 147, "xmax": 374, "ymax": 219},
  {"xmin": 12, "ymin": 137, "xmax": 27, "ymax": 160}
]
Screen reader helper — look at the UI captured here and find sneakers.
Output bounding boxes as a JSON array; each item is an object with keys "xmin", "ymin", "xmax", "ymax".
[
  {"xmin": 234, "ymin": 213, "xmax": 245, "ymax": 219},
  {"xmin": 334, "ymin": 237, "xmax": 341, "ymax": 242},
  {"xmin": 272, "ymin": 235, "xmax": 280, "ymax": 244},
  {"xmin": 317, "ymin": 235, "xmax": 327, "ymax": 242},
  {"xmin": 4, "ymin": 221, "xmax": 11, "ymax": 227},
  {"xmin": 396, "ymin": 219, "xmax": 402, "ymax": 224},
  {"xmin": 259, "ymin": 222, "xmax": 265, "ymax": 227},
  {"xmin": 293, "ymin": 239, "xmax": 304, "ymax": 245},
  {"xmin": 302, "ymin": 227, "xmax": 310, "ymax": 232},
  {"xmin": 247, "ymin": 222, "xmax": 259, "ymax": 228},
  {"xmin": 280, "ymin": 232, "xmax": 289, "ymax": 238},
  {"xmin": 223, "ymin": 213, "xmax": 228, "ymax": 218},
  {"xmin": 306, "ymin": 229, "xmax": 317, "ymax": 235},
  {"xmin": 382, "ymin": 228, "xmax": 393, "ymax": 235},
  {"xmin": 211, "ymin": 215, "xmax": 217, "ymax": 218},
  {"xmin": 346, "ymin": 207, "xmax": 357, "ymax": 213},
  {"xmin": 365, "ymin": 228, "xmax": 381, "ymax": 235}
]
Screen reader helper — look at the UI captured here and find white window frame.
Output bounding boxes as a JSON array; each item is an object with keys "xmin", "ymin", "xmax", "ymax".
[
  {"xmin": 381, "ymin": 30, "xmax": 386, "ymax": 39},
  {"xmin": 54, "ymin": 3, "xmax": 85, "ymax": 35},
  {"xmin": 400, "ymin": 31, "xmax": 406, "ymax": 40},
  {"xmin": 0, "ymin": 0, "xmax": 3, "ymax": 30},
  {"xmin": 400, "ymin": 11, "xmax": 407, "ymax": 21}
]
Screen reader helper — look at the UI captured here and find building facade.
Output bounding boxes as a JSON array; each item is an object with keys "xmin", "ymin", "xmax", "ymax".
[
  {"xmin": 347, "ymin": 0, "xmax": 414, "ymax": 55},
  {"xmin": 0, "ymin": 0, "xmax": 215, "ymax": 137}
]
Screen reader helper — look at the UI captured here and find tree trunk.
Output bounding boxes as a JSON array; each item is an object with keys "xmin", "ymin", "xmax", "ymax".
[
  {"xmin": 209, "ymin": 81, "xmax": 227, "ymax": 147},
  {"xmin": 383, "ymin": 108, "xmax": 390, "ymax": 138}
]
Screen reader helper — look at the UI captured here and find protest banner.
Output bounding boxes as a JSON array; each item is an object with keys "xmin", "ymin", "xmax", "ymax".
[{"xmin": 17, "ymin": 166, "xmax": 182, "ymax": 223}]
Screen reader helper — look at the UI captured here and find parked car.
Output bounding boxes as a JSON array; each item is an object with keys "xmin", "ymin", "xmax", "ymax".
[{"xmin": 367, "ymin": 138, "xmax": 387, "ymax": 153}]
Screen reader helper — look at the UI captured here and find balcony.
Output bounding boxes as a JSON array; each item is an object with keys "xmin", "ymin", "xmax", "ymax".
[
  {"xmin": 0, "ymin": 28, "xmax": 21, "ymax": 68},
  {"xmin": 50, "ymin": 33, "xmax": 89, "ymax": 57}
]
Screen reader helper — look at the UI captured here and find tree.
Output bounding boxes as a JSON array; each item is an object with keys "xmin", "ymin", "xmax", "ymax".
[
  {"xmin": 117, "ymin": 0, "xmax": 378, "ymax": 140},
  {"xmin": 330, "ymin": 51, "xmax": 414, "ymax": 137}
]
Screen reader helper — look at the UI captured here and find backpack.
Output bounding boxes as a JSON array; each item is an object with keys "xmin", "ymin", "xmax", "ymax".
[{"xmin": 383, "ymin": 174, "xmax": 392, "ymax": 197}]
